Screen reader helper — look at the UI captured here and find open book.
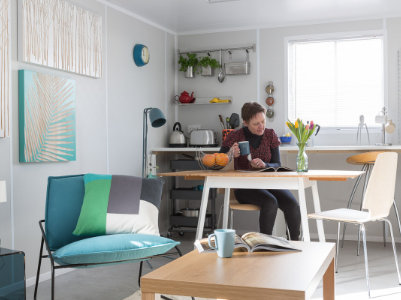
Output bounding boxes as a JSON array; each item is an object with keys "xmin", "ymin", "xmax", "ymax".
[
  {"xmin": 194, "ymin": 232, "xmax": 301, "ymax": 253},
  {"xmin": 239, "ymin": 166, "xmax": 293, "ymax": 172}
]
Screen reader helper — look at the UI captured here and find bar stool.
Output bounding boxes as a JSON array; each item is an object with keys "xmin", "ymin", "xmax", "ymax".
[{"xmin": 342, "ymin": 151, "xmax": 401, "ymax": 254}]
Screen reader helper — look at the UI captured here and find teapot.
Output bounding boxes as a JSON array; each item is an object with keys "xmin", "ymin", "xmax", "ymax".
[{"xmin": 178, "ymin": 91, "xmax": 195, "ymax": 104}]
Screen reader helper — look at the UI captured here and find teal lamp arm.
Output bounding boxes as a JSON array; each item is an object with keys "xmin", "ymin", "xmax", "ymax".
[{"xmin": 142, "ymin": 108, "xmax": 166, "ymax": 177}]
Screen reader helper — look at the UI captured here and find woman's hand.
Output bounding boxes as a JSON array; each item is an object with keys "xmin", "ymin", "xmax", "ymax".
[
  {"xmin": 250, "ymin": 158, "xmax": 265, "ymax": 169},
  {"xmin": 230, "ymin": 143, "xmax": 240, "ymax": 158}
]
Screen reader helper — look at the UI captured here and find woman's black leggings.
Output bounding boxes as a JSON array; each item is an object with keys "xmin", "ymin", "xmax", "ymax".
[{"xmin": 234, "ymin": 188, "xmax": 301, "ymax": 240}]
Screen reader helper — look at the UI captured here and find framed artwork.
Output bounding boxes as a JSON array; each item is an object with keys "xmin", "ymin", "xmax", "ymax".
[
  {"xmin": 19, "ymin": 0, "xmax": 102, "ymax": 78},
  {"xmin": 0, "ymin": 0, "xmax": 9, "ymax": 137},
  {"xmin": 18, "ymin": 70, "xmax": 76, "ymax": 162}
]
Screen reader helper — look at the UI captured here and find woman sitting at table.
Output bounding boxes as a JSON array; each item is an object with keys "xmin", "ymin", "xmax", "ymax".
[{"xmin": 220, "ymin": 102, "xmax": 301, "ymax": 240}]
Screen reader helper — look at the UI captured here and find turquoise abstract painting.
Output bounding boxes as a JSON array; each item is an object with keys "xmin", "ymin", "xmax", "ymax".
[{"xmin": 18, "ymin": 70, "xmax": 76, "ymax": 162}]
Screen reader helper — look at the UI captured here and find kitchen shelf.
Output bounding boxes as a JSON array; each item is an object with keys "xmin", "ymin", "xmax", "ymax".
[
  {"xmin": 168, "ymin": 159, "xmax": 217, "ymax": 238},
  {"xmin": 175, "ymin": 96, "xmax": 232, "ymax": 106}
]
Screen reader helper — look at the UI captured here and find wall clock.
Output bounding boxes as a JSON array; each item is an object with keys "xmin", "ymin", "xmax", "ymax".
[{"xmin": 133, "ymin": 44, "xmax": 149, "ymax": 67}]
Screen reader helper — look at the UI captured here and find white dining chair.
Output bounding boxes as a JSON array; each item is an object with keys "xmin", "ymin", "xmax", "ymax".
[{"xmin": 308, "ymin": 152, "xmax": 401, "ymax": 298}]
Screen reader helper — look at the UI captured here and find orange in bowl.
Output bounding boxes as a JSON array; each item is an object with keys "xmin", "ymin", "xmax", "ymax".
[
  {"xmin": 202, "ymin": 154, "xmax": 216, "ymax": 167},
  {"xmin": 215, "ymin": 153, "xmax": 229, "ymax": 166}
]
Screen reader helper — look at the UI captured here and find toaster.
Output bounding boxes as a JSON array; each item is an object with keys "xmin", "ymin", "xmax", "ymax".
[{"xmin": 189, "ymin": 129, "xmax": 217, "ymax": 147}]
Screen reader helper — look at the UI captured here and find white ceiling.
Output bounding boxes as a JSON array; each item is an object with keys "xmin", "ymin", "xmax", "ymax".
[{"xmin": 104, "ymin": 0, "xmax": 401, "ymax": 35}]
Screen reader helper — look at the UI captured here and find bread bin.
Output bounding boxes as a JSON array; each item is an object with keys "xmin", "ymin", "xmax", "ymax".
[{"xmin": 189, "ymin": 129, "xmax": 217, "ymax": 147}]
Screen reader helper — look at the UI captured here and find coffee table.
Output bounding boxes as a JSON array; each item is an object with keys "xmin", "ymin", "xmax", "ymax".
[{"xmin": 141, "ymin": 241, "xmax": 335, "ymax": 300}]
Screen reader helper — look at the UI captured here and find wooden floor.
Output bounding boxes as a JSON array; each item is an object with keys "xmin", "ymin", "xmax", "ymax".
[{"xmin": 27, "ymin": 233, "xmax": 401, "ymax": 300}]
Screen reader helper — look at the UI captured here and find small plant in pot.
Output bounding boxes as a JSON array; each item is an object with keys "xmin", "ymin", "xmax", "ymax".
[
  {"xmin": 178, "ymin": 53, "xmax": 199, "ymax": 78},
  {"xmin": 199, "ymin": 56, "xmax": 220, "ymax": 76}
]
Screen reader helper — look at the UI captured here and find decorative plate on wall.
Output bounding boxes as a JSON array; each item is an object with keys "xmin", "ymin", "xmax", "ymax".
[{"xmin": 133, "ymin": 44, "xmax": 149, "ymax": 67}]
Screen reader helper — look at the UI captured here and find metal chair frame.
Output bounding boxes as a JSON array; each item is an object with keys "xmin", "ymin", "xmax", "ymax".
[
  {"xmin": 34, "ymin": 219, "xmax": 183, "ymax": 300},
  {"xmin": 336, "ymin": 219, "xmax": 400, "ymax": 298}
]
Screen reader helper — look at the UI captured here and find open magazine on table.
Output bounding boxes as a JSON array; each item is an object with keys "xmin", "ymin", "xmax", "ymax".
[
  {"xmin": 194, "ymin": 232, "xmax": 301, "ymax": 253},
  {"xmin": 238, "ymin": 166, "xmax": 293, "ymax": 173}
]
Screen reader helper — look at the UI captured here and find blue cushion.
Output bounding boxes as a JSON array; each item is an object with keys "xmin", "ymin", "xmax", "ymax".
[
  {"xmin": 45, "ymin": 175, "xmax": 86, "ymax": 250},
  {"xmin": 52, "ymin": 234, "xmax": 180, "ymax": 266}
]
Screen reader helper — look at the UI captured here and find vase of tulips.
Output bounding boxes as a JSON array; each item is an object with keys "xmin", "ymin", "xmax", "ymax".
[{"xmin": 286, "ymin": 119, "xmax": 320, "ymax": 172}]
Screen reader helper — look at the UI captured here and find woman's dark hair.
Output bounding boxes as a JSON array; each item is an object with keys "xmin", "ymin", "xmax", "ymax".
[{"xmin": 241, "ymin": 102, "xmax": 266, "ymax": 122}]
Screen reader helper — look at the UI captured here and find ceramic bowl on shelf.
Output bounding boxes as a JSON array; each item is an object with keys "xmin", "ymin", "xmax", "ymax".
[{"xmin": 279, "ymin": 136, "xmax": 292, "ymax": 144}]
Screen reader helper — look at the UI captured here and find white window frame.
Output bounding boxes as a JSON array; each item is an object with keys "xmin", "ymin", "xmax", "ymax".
[{"xmin": 284, "ymin": 30, "xmax": 386, "ymax": 134}]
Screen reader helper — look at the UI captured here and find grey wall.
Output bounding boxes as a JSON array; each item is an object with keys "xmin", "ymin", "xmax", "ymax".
[{"xmin": 2, "ymin": 0, "xmax": 175, "ymax": 281}]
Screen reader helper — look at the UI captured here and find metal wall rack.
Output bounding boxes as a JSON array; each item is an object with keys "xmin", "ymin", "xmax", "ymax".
[{"xmin": 178, "ymin": 44, "xmax": 256, "ymax": 55}]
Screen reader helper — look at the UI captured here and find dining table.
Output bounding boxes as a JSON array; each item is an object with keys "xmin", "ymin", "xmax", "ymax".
[{"xmin": 158, "ymin": 169, "xmax": 364, "ymax": 242}]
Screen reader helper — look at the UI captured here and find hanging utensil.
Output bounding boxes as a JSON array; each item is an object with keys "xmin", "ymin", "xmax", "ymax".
[
  {"xmin": 217, "ymin": 49, "xmax": 225, "ymax": 83},
  {"xmin": 219, "ymin": 114, "xmax": 225, "ymax": 129},
  {"xmin": 229, "ymin": 113, "xmax": 240, "ymax": 129}
]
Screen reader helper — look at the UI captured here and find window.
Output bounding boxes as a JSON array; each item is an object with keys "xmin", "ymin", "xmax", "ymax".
[{"xmin": 287, "ymin": 35, "xmax": 384, "ymax": 127}]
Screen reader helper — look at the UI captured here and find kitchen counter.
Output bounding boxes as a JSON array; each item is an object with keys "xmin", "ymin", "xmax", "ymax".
[{"xmin": 152, "ymin": 145, "xmax": 401, "ymax": 153}]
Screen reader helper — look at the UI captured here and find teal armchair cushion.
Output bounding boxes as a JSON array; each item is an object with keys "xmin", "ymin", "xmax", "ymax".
[
  {"xmin": 53, "ymin": 234, "xmax": 179, "ymax": 266},
  {"xmin": 45, "ymin": 175, "xmax": 86, "ymax": 251}
]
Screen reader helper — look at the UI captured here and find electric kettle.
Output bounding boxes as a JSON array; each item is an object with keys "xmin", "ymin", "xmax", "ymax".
[{"xmin": 169, "ymin": 122, "xmax": 186, "ymax": 147}]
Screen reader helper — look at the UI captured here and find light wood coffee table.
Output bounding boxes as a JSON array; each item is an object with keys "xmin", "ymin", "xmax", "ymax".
[{"xmin": 141, "ymin": 241, "xmax": 335, "ymax": 300}]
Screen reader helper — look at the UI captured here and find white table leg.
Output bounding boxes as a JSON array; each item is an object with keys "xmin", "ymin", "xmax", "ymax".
[
  {"xmin": 196, "ymin": 177, "xmax": 210, "ymax": 241},
  {"xmin": 222, "ymin": 188, "xmax": 230, "ymax": 229},
  {"xmin": 311, "ymin": 180, "xmax": 326, "ymax": 242},
  {"xmin": 298, "ymin": 178, "xmax": 310, "ymax": 242}
]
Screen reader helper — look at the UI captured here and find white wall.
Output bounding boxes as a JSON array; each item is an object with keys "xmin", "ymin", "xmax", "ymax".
[
  {"xmin": 1, "ymin": 0, "xmax": 175, "ymax": 281},
  {"xmin": 3, "ymin": 0, "xmax": 401, "ymax": 283}
]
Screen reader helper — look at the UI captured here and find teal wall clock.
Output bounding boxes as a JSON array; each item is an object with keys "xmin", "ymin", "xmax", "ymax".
[{"xmin": 133, "ymin": 44, "xmax": 150, "ymax": 67}]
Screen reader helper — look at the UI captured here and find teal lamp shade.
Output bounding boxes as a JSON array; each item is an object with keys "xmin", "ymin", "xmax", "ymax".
[{"xmin": 149, "ymin": 108, "xmax": 166, "ymax": 128}]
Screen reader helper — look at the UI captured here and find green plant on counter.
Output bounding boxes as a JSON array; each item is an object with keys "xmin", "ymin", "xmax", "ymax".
[
  {"xmin": 199, "ymin": 56, "xmax": 220, "ymax": 69},
  {"xmin": 178, "ymin": 53, "xmax": 199, "ymax": 72}
]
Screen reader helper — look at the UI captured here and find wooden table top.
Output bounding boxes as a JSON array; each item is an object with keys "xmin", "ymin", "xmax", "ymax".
[
  {"xmin": 158, "ymin": 169, "xmax": 364, "ymax": 181},
  {"xmin": 141, "ymin": 241, "xmax": 335, "ymax": 299}
]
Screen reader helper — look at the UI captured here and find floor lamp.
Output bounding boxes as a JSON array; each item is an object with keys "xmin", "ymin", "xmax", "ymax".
[{"xmin": 142, "ymin": 108, "xmax": 166, "ymax": 177}]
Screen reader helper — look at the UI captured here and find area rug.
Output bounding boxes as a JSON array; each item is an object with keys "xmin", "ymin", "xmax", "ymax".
[{"xmin": 124, "ymin": 290, "xmax": 214, "ymax": 300}]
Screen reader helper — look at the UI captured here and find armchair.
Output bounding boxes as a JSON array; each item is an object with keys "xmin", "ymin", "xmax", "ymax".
[{"xmin": 33, "ymin": 174, "xmax": 181, "ymax": 300}]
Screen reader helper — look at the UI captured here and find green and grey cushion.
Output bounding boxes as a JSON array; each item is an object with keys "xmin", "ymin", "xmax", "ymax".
[{"xmin": 73, "ymin": 174, "xmax": 163, "ymax": 236}]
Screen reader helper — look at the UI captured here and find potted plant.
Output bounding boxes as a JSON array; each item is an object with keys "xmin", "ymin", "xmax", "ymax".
[
  {"xmin": 178, "ymin": 53, "xmax": 199, "ymax": 78},
  {"xmin": 199, "ymin": 56, "xmax": 220, "ymax": 76}
]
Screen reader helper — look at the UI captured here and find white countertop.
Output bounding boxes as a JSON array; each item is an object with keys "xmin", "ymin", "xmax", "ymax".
[{"xmin": 151, "ymin": 145, "xmax": 401, "ymax": 153}]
